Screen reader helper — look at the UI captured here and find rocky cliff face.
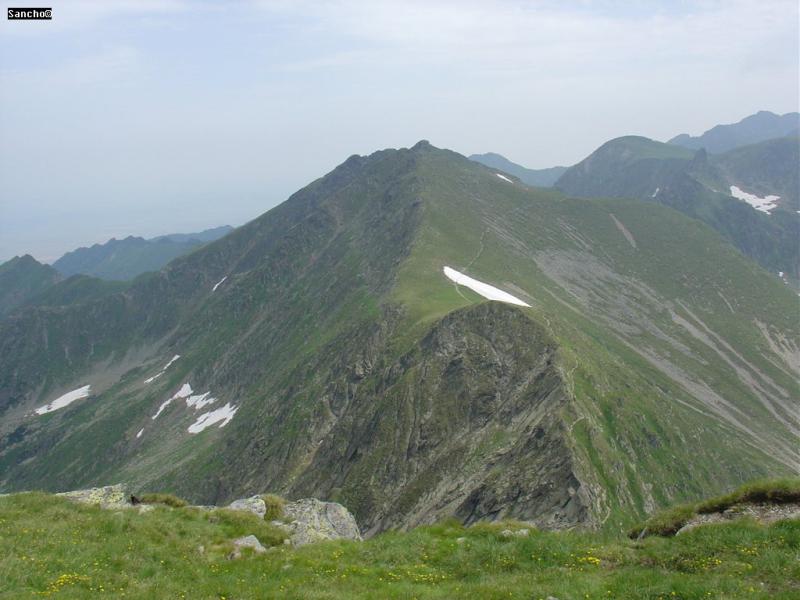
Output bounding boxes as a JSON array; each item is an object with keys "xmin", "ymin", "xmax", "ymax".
[{"xmin": 284, "ymin": 302, "xmax": 588, "ymax": 534}]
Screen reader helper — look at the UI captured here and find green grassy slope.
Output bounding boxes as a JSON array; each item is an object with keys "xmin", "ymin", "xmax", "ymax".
[
  {"xmin": 0, "ymin": 487, "xmax": 798, "ymax": 599},
  {"xmin": 394, "ymin": 146, "xmax": 799, "ymax": 528},
  {"xmin": 0, "ymin": 143, "xmax": 797, "ymax": 536}
]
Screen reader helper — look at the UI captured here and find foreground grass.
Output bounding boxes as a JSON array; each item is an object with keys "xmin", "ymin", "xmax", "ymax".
[{"xmin": 0, "ymin": 493, "xmax": 798, "ymax": 599}]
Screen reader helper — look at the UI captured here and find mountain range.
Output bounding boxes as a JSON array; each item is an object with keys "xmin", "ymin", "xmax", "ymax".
[
  {"xmin": 51, "ymin": 225, "xmax": 233, "ymax": 281},
  {"xmin": 555, "ymin": 135, "xmax": 799, "ymax": 280},
  {"xmin": 669, "ymin": 110, "xmax": 800, "ymax": 154},
  {"xmin": 470, "ymin": 111, "xmax": 799, "ymax": 282},
  {"xmin": 1, "ymin": 140, "xmax": 796, "ymax": 537}
]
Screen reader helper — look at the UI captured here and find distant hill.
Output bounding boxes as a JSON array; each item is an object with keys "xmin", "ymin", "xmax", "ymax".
[
  {"xmin": 0, "ymin": 255, "xmax": 62, "ymax": 316},
  {"xmin": 468, "ymin": 152, "xmax": 568, "ymax": 187},
  {"xmin": 555, "ymin": 135, "xmax": 800, "ymax": 279},
  {"xmin": 669, "ymin": 110, "xmax": 800, "ymax": 154},
  {"xmin": 52, "ymin": 226, "xmax": 234, "ymax": 281},
  {"xmin": 151, "ymin": 226, "xmax": 234, "ymax": 245}
]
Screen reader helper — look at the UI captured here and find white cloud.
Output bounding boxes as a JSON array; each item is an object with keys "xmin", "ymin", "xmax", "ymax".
[{"xmin": 251, "ymin": 0, "xmax": 799, "ymax": 79}]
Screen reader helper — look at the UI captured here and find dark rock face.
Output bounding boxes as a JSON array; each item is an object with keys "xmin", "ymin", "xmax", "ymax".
[{"xmin": 277, "ymin": 302, "xmax": 589, "ymax": 535}]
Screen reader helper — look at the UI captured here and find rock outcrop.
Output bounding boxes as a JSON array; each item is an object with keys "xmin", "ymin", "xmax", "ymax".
[
  {"xmin": 56, "ymin": 484, "xmax": 130, "ymax": 509},
  {"xmin": 676, "ymin": 502, "xmax": 800, "ymax": 535},
  {"xmin": 228, "ymin": 495, "xmax": 267, "ymax": 519},
  {"xmin": 51, "ymin": 485, "xmax": 362, "ymax": 549},
  {"xmin": 272, "ymin": 498, "xmax": 363, "ymax": 547}
]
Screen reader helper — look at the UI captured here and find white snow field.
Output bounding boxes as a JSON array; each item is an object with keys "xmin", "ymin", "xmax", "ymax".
[
  {"xmin": 144, "ymin": 354, "xmax": 180, "ymax": 383},
  {"xmin": 212, "ymin": 276, "xmax": 227, "ymax": 292},
  {"xmin": 729, "ymin": 186, "xmax": 779, "ymax": 214},
  {"xmin": 136, "ymin": 428, "xmax": 144, "ymax": 439},
  {"xmin": 443, "ymin": 266, "xmax": 530, "ymax": 307},
  {"xmin": 188, "ymin": 403, "xmax": 238, "ymax": 433},
  {"xmin": 652, "ymin": 187, "xmax": 660, "ymax": 198},
  {"xmin": 34, "ymin": 385, "xmax": 91, "ymax": 415},
  {"xmin": 495, "ymin": 173, "xmax": 513, "ymax": 183}
]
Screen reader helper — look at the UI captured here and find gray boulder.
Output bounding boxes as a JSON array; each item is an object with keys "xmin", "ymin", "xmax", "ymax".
[
  {"xmin": 56, "ymin": 484, "xmax": 130, "ymax": 509},
  {"xmin": 229, "ymin": 534, "xmax": 267, "ymax": 559},
  {"xmin": 274, "ymin": 498, "xmax": 362, "ymax": 547},
  {"xmin": 227, "ymin": 495, "xmax": 267, "ymax": 518}
]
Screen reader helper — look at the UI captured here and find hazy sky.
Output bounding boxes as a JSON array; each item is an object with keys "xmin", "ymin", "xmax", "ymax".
[{"xmin": 1, "ymin": 0, "xmax": 798, "ymax": 262}]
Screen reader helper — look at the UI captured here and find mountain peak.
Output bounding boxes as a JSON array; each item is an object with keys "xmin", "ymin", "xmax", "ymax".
[{"xmin": 411, "ymin": 139, "xmax": 434, "ymax": 151}]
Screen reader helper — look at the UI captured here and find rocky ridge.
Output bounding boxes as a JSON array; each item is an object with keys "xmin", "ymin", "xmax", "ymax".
[{"xmin": 53, "ymin": 484, "xmax": 361, "ymax": 549}]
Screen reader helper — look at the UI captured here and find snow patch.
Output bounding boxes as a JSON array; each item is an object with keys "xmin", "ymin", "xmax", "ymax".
[
  {"xmin": 152, "ymin": 399, "xmax": 172, "ymax": 420},
  {"xmin": 144, "ymin": 354, "xmax": 180, "ymax": 383},
  {"xmin": 729, "ymin": 186, "xmax": 779, "ymax": 214},
  {"xmin": 136, "ymin": 428, "xmax": 144, "ymax": 439},
  {"xmin": 443, "ymin": 266, "xmax": 530, "ymax": 307},
  {"xmin": 186, "ymin": 392, "xmax": 217, "ymax": 410},
  {"xmin": 188, "ymin": 403, "xmax": 238, "ymax": 433},
  {"xmin": 212, "ymin": 276, "xmax": 227, "ymax": 292},
  {"xmin": 495, "ymin": 173, "xmax": 513, "ymax": 183},
  {"xmin": 151, "ymin": 383, "xmax": 194, "ymax": 419},
  {"xmin": 151, "ymin": 382, "xmax": 221, "ymax": 420},
  {"xmin": 34, "ymin": 385, "xmax": 91, "ymax": 415},
  {"xmin": 173, "ymin": 383, "xmax": 193, "ymax": 399},
  {"xmin": 651, "ymin": 187, "xmax": 660, "ymax": 198}
]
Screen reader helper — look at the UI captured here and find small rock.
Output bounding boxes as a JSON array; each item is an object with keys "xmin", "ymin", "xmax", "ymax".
[
  {"xmin": 456, "ymin": 537, "xmax": 466, "ymax": 544},
  {"xmin": 501, "ymin": 528, "xmax": 530, "ymax": 538},
  {"xmin": 227, "ymin": 496, "xmax": 267, "ymax": 519},
  {"xmin": 228, "ymin": 534, "xmax": 267, "ymax": 559}
]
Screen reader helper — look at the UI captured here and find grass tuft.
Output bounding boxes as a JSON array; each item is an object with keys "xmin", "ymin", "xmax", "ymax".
[
  {"xmin": 261, "ymin": 493, "xmax": 285, "ymax": 521},
  {"xmin": 138, "ymin": 493, "xmax": 188, "ymax": 508}
]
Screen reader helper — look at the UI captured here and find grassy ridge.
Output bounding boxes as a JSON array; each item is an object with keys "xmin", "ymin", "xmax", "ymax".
[
  {"xmin": 629, "ymin": 479, "xmax": 800, "ymax": 538},
  {"xmin": 1, "ymin": 490, "xmax": 798, "ymax": 599}
]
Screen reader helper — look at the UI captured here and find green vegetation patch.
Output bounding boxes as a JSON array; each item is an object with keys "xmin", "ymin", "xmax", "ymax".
[
  {"xmin": 629, "ymin": 479, "xmax": 800, "ymax": 538},
  {"xmin": 261, "ymin": 493, "xmax": 286, "ymax": 521},
  {"xmin": 138, "ymin": 492, "xmax": 189, "ymax": 508}
]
